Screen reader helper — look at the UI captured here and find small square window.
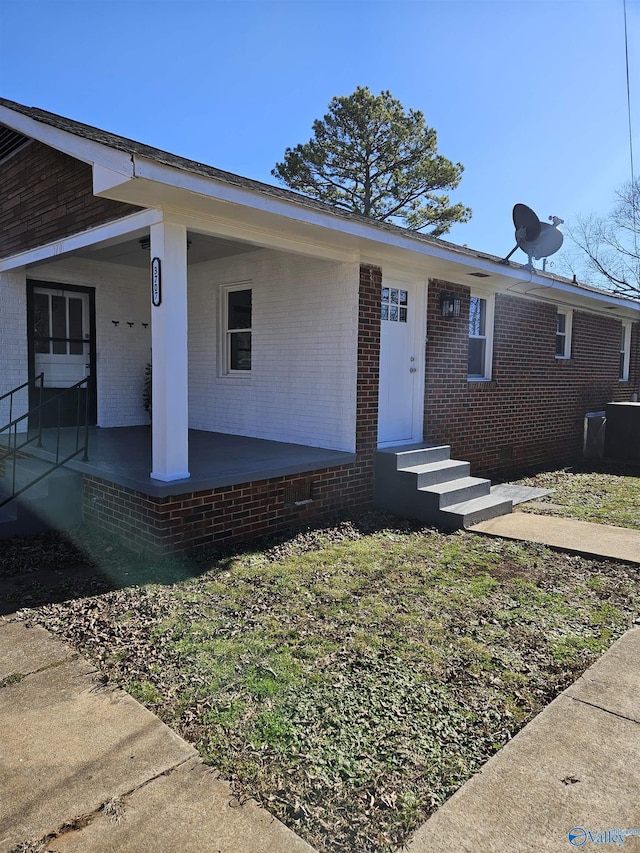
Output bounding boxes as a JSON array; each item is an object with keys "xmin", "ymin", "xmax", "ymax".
[{"xmin": 381, "ymin": 284, "xmax": 409, "ymax": 322}]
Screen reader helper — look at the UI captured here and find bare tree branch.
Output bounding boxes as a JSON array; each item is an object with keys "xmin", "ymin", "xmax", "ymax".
[{"xmin": 567, "ymin": 179, "xmax": 640, "ymax": 300}]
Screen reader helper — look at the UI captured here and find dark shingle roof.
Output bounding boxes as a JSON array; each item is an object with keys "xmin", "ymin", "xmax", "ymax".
[
  {"xmin": 0, "ymin": 97, "xmax": 478, "ymax": 254},
  {"xmin": 0, "ymin": 97, "xmax": 638, "ymax": 305}
]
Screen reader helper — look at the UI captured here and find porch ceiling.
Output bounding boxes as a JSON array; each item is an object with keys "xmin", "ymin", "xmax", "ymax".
[{"xmin": 73, "ymin": 232, "xmax": 259, "ymax": 268}]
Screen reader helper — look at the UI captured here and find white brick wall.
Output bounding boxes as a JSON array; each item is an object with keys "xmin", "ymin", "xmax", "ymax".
[
  {"xmin": 3, "ymin": 250, "xmax": 360, "ymax": 451},
  {"xmin": 31, "ymin": 259, "xmax": 151, "ymax": 427},
  {"xmin": 0, "ymin": 269, "xmax": 28, "ymax": 431},
  {"xmin": 188, "ymin": 250, "xmax": 359, "ymax": 452}
]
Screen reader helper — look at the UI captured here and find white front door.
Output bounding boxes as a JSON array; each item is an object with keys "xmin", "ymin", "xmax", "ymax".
[{"xmin": 377, "ymin": 280, "xmax": 423, "ymax": 445}]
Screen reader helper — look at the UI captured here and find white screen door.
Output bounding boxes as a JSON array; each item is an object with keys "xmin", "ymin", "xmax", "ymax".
[{"xmin": 33, "ymin": 287, "xmax": 91, "ymax": 388}]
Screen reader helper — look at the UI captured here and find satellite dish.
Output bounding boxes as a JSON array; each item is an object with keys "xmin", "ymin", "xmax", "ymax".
[
  {"xmin": 513, "ymin": 203, "xmax": 541, "ymax": 243},
  {"xmin": 501, "ymin": 204, "xmax": 564, "ymax": 269}
]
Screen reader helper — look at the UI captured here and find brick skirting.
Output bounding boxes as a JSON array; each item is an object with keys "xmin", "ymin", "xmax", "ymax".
[{"xmin": 82, "ymin": 463, "xmax": 367, "ymax": 556}]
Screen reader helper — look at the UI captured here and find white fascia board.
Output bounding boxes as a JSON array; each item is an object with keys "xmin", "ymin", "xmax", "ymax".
[
  {"xmin": 501, "ymin": 273, "xmax": 640, "ymax": 318},
  {"xmin": 130, "ymin": 158, "xmax": 640, "ymax": 317},
  {"xmin": 0, "ymin": 209, "xmax": 163, "ymax": 272},
  {"xmin": 161, "ymin": 207, "xmax": 359, "ymax": 263},
  {"xmin": 93, "ymin": 162, "xmax": 136, "ymax": 194},
  {"xmin": 131, "ymin": 156, "xmax": 485, "ymax": 261},
  {"xmin": 0, "ymin": 105, "xmax": 134, "ymax": 176}
]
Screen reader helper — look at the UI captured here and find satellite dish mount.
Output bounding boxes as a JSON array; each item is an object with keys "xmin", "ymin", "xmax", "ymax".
[{"xmin": 501, "ymin": 204, "xmax": 564, "ymax": 270}]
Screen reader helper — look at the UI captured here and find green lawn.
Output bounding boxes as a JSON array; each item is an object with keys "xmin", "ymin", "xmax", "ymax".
[{"xmin": 513, "ymin": 467, "xmax": 640, "ymax": 530}]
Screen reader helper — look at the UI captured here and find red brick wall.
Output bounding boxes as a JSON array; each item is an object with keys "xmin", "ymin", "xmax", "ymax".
[
  {"xmin": 425, "ymin": 279, "xmax": 640, "ymax": 479},
  {"xmin": 0, "ymin": 141, "xmax": 141, "ymax": 258},
  {"xmin": 354, "ymin": 264, "xmax": 382, "ymax": 503},
  {"xmin": 83, "ymin": 463, "xmax": 371, "ymax": 556},
  {"xmin": 82, "ymin": 264, "xmax": 382, "ymax": 555}
]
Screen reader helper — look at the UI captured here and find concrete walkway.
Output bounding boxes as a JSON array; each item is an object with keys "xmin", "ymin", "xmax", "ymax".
[
  {"xmin": 0, "ymin": 618, "xmax": 314, "ymax": 853},
  {"xmin": 471, "ymin": 510, "xmax": 640, "ymax": 564}
]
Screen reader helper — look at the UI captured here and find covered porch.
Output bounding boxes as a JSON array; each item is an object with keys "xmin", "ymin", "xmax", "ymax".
[
  {"xmin": 1, "ymin": 425, "xmax": 360, "ymax": 555},
  {"xmin": 26, "ymin": 426, "xmax": 355, "ymax": 497}
]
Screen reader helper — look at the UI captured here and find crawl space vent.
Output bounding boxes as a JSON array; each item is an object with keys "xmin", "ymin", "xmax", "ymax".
[{"xmin": 284, "ymin": 481, "xmax": 314, "ymax": 507}]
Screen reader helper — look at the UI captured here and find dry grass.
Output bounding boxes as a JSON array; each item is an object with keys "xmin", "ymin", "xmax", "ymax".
[{"xmin": 9, "ymin": 491, "xmax": 638, "ymax": 852}]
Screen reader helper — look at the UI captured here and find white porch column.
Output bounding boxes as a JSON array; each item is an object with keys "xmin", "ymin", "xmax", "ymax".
[
  {"xmin": 149, "ymin": 221, "xmax": 190, "ymax": 481},
  {"xmin": 0, "ymin": 270, "xmax": 29, "ymax": 433}
]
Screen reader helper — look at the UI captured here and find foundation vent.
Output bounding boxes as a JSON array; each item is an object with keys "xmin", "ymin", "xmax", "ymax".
[{"xmin": 284, "ymin": 481, "xmax": 314, "ymax": 507}]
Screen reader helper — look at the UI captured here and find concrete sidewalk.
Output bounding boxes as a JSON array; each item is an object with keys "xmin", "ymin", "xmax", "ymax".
[
  {"xmin": 406, "ymin": 628, "xmax": 640, "ymax": 852},
  {"xmin": 471, "ymin": 510, "xmax": 640, "ymax": 564},
  {"xmin": 0, "ymin": 618, "xmax": 314, "ymax": 853}
]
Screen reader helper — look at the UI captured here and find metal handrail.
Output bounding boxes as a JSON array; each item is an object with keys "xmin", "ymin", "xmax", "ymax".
[
  {"xmin": 0, "ymin": 373, "xmax": 44, "ymax": 438},
  {"xmin": 0, "ymin": 376, "xmax": 90, "ymax": 509}
]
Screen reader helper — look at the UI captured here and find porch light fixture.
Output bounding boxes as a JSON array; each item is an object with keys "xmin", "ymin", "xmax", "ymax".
[{"xmin": 440, "ymin": 294, "xmax": 461, "ymax": 319}]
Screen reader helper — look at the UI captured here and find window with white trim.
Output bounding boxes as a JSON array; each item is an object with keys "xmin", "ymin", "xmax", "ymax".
[
  {"xmin": 620, "ymin": 321, "xmax": 632, "ymax": 381},
  {"xmin": 223, "ymin": 285, "xmax": 252, "ymax": 373},
  {"xmin": 468, "ymin": 294, "xmax": 493, "ymax": 380},
  {"xmin": 555, "ymin": 309, "xmax": 572, "ymax": 359}
]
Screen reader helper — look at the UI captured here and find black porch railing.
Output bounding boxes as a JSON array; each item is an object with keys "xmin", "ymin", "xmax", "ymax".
[{"xmin": 0, "ymin": 375, "xmax": 90, "ymax": 509}]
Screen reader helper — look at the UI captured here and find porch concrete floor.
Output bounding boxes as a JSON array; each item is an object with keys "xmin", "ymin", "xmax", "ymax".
[{"xmin": 23, "ymin": 427, "xmax": 355, "ymax": 498}]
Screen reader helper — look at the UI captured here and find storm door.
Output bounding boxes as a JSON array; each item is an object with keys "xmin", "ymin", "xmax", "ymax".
[{"xmin": 27, "ymin": 281, "xmax": 96, "ymax": 427}]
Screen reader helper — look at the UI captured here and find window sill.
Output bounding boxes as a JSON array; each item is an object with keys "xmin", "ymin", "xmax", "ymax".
[
  {"xmin": 467, "ymin": 378, "xmax": 497, "ymax": 390},
  {"xmin": 216, "ymin": 374, "xmax": 253, "ymax": 386},
  {"xmin": 555, "ymin": 356, "xmax": 571, "ymax": 361}
]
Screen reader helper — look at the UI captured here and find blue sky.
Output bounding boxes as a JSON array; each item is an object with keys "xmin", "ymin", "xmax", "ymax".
[{"xmin": 0, "ymin": 0, "xmax": 638, "ymax": 267}]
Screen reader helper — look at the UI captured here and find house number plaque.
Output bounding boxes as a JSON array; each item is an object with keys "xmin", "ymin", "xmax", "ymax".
[{"xmin": 151, "ymin": 257, "xmax": 162, "ymax": 306}]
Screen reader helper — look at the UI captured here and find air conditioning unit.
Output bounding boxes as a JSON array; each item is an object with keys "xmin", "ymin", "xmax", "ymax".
[
  {"xmin": 583, "ymin": 411, "xmax": 606, "ymax": 460},
  {"xmin": 603, "ymin": 402, "xmax": 640, "ymax": 464}
]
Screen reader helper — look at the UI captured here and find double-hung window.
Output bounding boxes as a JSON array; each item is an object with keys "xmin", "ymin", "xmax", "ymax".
[
  {"xmin": 468, "ymin": 294, "xmax": 493, "ymax": 380},
  {"xmin": 555, "ymin": 309, "xmax": 572, "ymax": 359},
  {"xmin": 620, "ymin": 321, "xmax": 632, "ymax": 381},
  {"xmin": 224, "ymin": 285, "xmax": 252, "ymax": 372}
]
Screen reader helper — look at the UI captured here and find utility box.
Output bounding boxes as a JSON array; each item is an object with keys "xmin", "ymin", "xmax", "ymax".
[
  {"xmin": 604, "ymin": 402, "xmax": 640, "ymax": 464},
  {"xmin": 583, "ymin": 411, "xmax": 606, "ymax": 460}
]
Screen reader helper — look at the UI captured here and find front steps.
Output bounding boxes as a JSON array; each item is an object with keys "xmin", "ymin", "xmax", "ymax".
[
  {"xmin": 374, "ymin": 443, "xmax": 512, "ymax": 529},
  {"xmin": 0, "ymin": 456, "xmax": 82, "ymax": 539}
]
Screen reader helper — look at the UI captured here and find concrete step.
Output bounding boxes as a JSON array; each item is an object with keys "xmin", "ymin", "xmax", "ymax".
[
  {"xmin": 374, "ymin": 445, "xmax": 512, "ymax": 529},
  {"xmin": 378, "ymin": 443, "xmax": 452, "ymax": 472},
  {"xmin": 0, "ymin": 458, "xmax": 82, "ymax": 539},
  {"xmin": 421, "ymin": 476, "xmax": 491, "ymax": 508},
  {"xmin": 400, "ymin": 459, "xmax": 471, "ymax": 488},
  {"xmin": 441, "ymin": 491, "xmax": 514, "ymax": 528},
  {"xmin": 0, "ymin": 503, "xmax": 17, "ymax": 524},
  {"xmin": 0, "ymin": 456, "xmax": 54, "ymax": 493}
]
